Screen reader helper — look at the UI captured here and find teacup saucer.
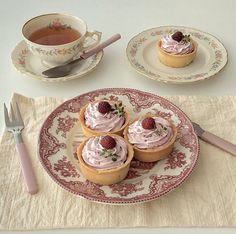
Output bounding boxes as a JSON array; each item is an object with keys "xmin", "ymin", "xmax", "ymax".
[{"xmin": 11, "ymin": 41, "xmax": 104, "ymax": 82}]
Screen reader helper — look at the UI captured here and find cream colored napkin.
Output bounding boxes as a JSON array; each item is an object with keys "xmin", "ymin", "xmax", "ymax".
[{"xmin": 0, "ymin": 93, "xmax": 236, "ymax": 230}]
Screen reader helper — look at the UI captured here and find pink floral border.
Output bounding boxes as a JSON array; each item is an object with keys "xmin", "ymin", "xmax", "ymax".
[{"xmin": 38, "ymin": 88, "xmax": 199, "ymax": 204}]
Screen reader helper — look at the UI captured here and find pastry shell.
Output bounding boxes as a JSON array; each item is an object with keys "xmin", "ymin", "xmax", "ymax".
[
  {"xmin": 77, "ymin": 134, "xmax": 134, "ymax": 185},
  {"xmin": 79, "ymin": 101, "xmax": 130, "ymax": 137},
  {"xmin": 157, "ymin": 39, "xmax": 198, "ymax": 68},
  {"xmin": 124, "ymin": 115, "xmax": 177, "ymax": 162}
]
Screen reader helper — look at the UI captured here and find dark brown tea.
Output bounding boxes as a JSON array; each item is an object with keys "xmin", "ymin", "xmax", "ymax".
[{"xmin": 28, "ymin": 26, "xmax": 81, "ymax": 45}]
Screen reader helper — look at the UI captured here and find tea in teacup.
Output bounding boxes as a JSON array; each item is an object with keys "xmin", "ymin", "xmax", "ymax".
[
  {"xmin": 22, "ymin": 13, "xmax": 102, "ymax": 67},
  {"xmin": 28, "ymin": 25, "xmax": 81, "ymax": 45}
]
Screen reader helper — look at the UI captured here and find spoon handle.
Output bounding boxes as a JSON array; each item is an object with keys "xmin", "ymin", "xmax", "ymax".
[{"xmin": 81, "ymin": 34, "xmax": 121, "ymax": 59}]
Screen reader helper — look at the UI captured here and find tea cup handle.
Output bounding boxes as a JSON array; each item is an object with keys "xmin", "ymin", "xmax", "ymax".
[{"xmin": 81, "ymin": 30, "xmax": 102, "ymax": 52}]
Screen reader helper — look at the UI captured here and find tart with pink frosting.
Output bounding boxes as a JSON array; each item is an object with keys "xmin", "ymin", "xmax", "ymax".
[
  {"xmin": 157, "ymin": 31, "xmax": 197, "ymax": 68},
  {"xmin": 79, "ymin": 100, "xmax": 130, "ymax": 137},
  {"xmin": 77, "ymin": 134, "xmax": 134, "ymax": 185},
  {"xmin": 124, "ymin": 115, "xmax": 177, "ymax": 162}
]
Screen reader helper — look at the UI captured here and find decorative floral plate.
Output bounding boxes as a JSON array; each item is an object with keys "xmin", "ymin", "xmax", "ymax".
[
  {"xmin": 11, "ymin": 41, "xmax": 103, "ymax": 82},
  {"xmin": 126, "ymin": 26, "xmax": 227, "ymax": 84},
  {"xmin": 38, "ymin": 88, "xmax": 199, "ymax": 204}
]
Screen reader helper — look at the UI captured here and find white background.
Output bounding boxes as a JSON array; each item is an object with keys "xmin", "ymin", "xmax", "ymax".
[{"xmin": 0, "ymin": 0, "xmax": 235, "ymax": 233}]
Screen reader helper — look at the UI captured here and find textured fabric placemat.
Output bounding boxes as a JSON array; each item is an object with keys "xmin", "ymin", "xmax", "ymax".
[{"xmin": 0, "ymin": 93, "xmax": 236, "ymax": 230}]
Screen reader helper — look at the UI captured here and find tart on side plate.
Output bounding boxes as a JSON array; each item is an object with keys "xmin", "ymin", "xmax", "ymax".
[{"xmin": 157, "ymin": 31, "xmax": 198, "ymax": 68}]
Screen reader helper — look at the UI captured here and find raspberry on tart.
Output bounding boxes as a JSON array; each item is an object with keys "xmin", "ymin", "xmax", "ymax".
[
  {"xmin": 141, "ymin": 117, "xmax": 156, "ymax": 129},
  {"xmin": 100, "ymin": 135, "xmax": 117, "ymax": 149},
  {"xmin": 97, "ymin": 101, "xmax": 112, "ymax": 114},
  {"xmin": 171, "ymin": 31, "xmax": 184, "ymax": 42}
]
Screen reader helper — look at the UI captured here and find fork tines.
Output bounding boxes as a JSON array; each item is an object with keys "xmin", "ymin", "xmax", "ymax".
[{"xmin": 4, "ymin": 102, "xmax": 24, "ymax": 128}]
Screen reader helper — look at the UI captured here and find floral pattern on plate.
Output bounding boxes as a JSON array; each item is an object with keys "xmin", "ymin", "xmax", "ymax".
[
  {"xmin": 38, "ymin": 88, "xmax": 199, "ymax": 204},
  {"xmin": 126, "ymin": 26, "xmax": 227, "ymax": 84}
]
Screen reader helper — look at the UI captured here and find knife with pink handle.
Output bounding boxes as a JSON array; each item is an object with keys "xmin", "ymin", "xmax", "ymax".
[
  {"xmin": 42, "ymin": 34, "xmax": 121, "ymax": 78},
  {"xmin": 192, "ymin": 122, "xmax": 236, "ymax": 156}
]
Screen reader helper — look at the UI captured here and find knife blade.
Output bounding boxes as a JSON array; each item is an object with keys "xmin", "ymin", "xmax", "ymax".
[
  {"xmin": 192, "ymin": 122, "xmax": 236, "ymax": 156},
  {"xmin": 42, "ymin": 34, "xmax": 121, "ymax": 78}
]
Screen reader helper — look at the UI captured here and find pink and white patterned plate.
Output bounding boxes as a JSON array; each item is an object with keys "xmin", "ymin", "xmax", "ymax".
[{"xmin": 38, "ymin": 88, "xmax": 199, "ymax": 204}]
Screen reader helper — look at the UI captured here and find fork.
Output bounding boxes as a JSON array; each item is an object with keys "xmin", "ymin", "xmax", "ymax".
[{"xmin": 4, "ymin": 102, "xmax": 38, "ymax": 195}]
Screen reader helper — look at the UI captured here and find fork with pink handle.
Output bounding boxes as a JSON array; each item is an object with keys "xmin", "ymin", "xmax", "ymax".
[{"xmin": 4, "ymin": 102, "xmax": 38, "ymax": 194}]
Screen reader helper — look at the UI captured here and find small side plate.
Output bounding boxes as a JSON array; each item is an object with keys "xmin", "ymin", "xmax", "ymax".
[
  {"xmin": 11, "ymin": 40, "xmax": 103, "ymax": 82},
  {"xmin": 126, "ymin": 26, "xmax": 228, "ymax": 84}
]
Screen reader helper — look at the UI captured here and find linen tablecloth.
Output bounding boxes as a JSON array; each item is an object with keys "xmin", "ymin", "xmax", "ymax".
[{"xmin": 0, "ymin": 93, "xmax": 236, "ymax": 230}]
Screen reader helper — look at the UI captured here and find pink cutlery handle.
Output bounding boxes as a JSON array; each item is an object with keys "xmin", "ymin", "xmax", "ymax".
[
  {"xmin": 201, "ymin": 131, "xmax": 236, "ymax": 156},
  {"xmin": 81, "ymin": 33, "xmax": 121, "ymax": 59},
  {"xmin": 16, "ymin": 143, "xmax": 38, "ymax": 194}
]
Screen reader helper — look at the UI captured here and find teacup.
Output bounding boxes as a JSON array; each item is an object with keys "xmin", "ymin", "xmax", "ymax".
[{"xmin": 22, "ymin": 13, "xmax": 102, "ymax": 67}]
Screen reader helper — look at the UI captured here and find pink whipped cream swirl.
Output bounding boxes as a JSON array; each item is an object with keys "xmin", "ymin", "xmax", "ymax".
[
  {"xmin": 161, "ymin": 35, "xmax": 194, "ymax": 55},
  {"xmin": 84, "ymin": 102, "xmax": 125, "ymax": 132},
  {"xmin": 82, "ymin": 136, "xmax": 128, "ymax": 170},
  {"xmin": 127, "ymin": 117, "xmax": 173, "ymax": 149}
]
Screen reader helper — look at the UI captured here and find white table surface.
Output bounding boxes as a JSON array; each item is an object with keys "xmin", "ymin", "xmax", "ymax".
[{"xmin": 1, "ymin": 0, "xmax": 236, "ymax": 233}]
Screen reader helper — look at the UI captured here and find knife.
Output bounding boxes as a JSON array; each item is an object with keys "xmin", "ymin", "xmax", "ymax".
[
  {"xmin": 42, "ymin": 34, "xmax": 121, "ymax": 78},
  {"xmin": 192, "ymin": 122, "xmax": 236, "ymax": 156}
]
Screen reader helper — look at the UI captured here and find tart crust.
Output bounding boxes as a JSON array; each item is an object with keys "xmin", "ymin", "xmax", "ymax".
[
  {"xmin": 124, "ymin": 115, "xmax": 177, "ymax": 162},
  {"xmin": 79, "ymin": 101, "xmax": 130, "ymax": 137},
  {"xmin": 77, "ymin": 134, "xmax": 134, "ymax": 185},
  {"xmin": 157, "ymin": 39, "xmax": 198, "ymax": 68}
]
